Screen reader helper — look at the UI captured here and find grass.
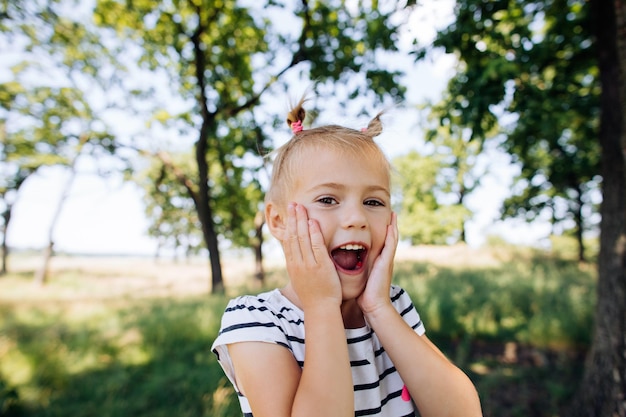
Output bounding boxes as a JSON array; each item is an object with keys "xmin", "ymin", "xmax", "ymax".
[
  {"xmin": 0, "ymin": 245, "xmax": 596, "ymax": 417},
  {"xmin": 0, "ymin": 295, "xmax": 241, "ymax": 417},
  {"xmin": 394, "ymin": 245, "xmax": 595, "ymax": 416}
]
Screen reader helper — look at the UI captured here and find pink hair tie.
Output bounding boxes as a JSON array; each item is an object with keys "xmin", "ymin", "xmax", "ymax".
[
  {"xmin": 291, "ymin": 120, "xmax": 303, "ymax": 134},
  {"xmin": 361, "ymin": 127, "xmax": 367, "ymax": 132}
]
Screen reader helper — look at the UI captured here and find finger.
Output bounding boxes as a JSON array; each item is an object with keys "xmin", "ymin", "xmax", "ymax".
[
  {"xmin": 307, "ymin": 218, "xmax": 329, "ymax": 265},
  {"xmin": 284, "ymin": 202, "xmax": 303, "ymax": 262},
  {"xmin": 295, "ymin": 204, "xmax": 317, "ymax": 265},
  {"xmin": 373, "ymin": 212, "xmax": 398, "ymax": 270},
  {"xmin": 383, "ymin": 212, "xmax": 399, "ymax": 261},
  {"xmin": 388, "ymin": 212, "xmax": 399, "ymax": 249}
]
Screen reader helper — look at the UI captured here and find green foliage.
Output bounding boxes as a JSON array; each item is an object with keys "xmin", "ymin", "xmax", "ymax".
[
  {"xmin": 297, "ymin": 2, "xmax": 406, "ymax": 100},
  {"xmin": 474, "ymin": 359, "xmax": 585, "ymax": 417},
  {"xmin": 95, "ymin": 0, "xmax": 267, "ymax": 103},
  {"xmin": 89, "ymin": 0, "xmax": 412, "ymax": 290},
  {"xmin": 392, "ymin": 150, "xmax": 471, "ymax": 244},
  {"xmin": 0, "ymin": 250, "xmax": 595, "ymax": 417},
  {"xmin": 395, "ymin": 251, "xmax": 595, "ymax": 348},
  {"xmin": 0, "ymin": 377, "xmax": 22, "ymax": 417},
  {"xmin": 138, "ymin": 148, "xmax": 265, "ymax": 256},
  {"xmin": 0, "ymin": 0, "xmax": 119, "ymax": 265},
  {"xmin": 0, "ymin": 294, "xmax": 239, "ymax": 417},
  {"xmin": 419, "ymin": 0, "xmax": 601, "ymax": 255},
  {"xmin": 549, "ymin": 234, "xmax": 599, "ymax": 262},
  {"xmin": 138, "ymin": 155, "xmax": 204, "ymax": 256}
]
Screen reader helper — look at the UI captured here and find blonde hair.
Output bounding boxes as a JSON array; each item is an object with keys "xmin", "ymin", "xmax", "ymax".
[{"xmin": 266, "ymin": 96, "xmax": 391, "ymax": 205}]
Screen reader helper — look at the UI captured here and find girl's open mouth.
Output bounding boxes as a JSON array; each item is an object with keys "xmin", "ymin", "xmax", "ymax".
[{"xmin": 331, "ymin": 243, "xmax": 367, "ymax": 272}]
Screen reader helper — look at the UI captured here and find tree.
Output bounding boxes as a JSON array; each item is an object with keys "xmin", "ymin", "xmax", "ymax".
[
  {"xmin": 33, "ymin": 134, "xmax": 89, "ymax": 285},
  {"xmin": 420, "ymin": 0, "xmax": 625, "ymax": 412},
  {"xmin": 419, "ymin": 0, "xmax": 601, "ymax": 262},
  {"xmin": 1, "ymin": 0, "xmax": 119, "ymax": 278},
  {"xmin": 423, "ymin": 99, "xmax": 487, "ymax": 243},
  {"xmin": 93, "ymin": 0, "xmax": 410, "ymax": 293},
  {"xmin": 565, "ymin": 0, "xmax": 626, "ymax": 414},
  {"xmin": 139, "ymin": 148, "xmax": 266, "ymax": 284},
  {"xmin": 392, "ymin": 150, "xmax": 471, "ymax": 245},
  {"xmin": 0, "ymin": 83, "xmax": 112, "ymax": 278},
  {"xmin": 138, "ymin": 155, "xmax": 204, "ymax": 260}
]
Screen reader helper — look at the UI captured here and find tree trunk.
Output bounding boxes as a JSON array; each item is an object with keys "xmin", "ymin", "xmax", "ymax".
[
  {"xmin": 34, "ymin": 241, "xmax": 53, "ymax": 285},
  {"xmin": 574, "ymin": 187, "xmax": 586, "ymax": 262},
  {"xmin": 566, "ymin": 0, "xmax": 626, "ymax": 415},
  {"xmin": 194, "ymin": 126, "xmax": 224, "ymax": 294},
  {"xmin": 196, "ymin": 157, "xmax": 224, "ymax": 294},
  {"xmin": 206, "ymin": 222, "xmax": 224, "ymax": 294},
  {"xmin": 34, "ymin": 164, "xmax": 78, "ymax": 285},
  {"xmin": 459, "ymin": 186, "xmax": 467, "ymax": 244},
  {"xmin": 1, "ymin": 204, "xmax": 11, "ymax": 275},
  {"xmin": 253, "ymin": 210, "xmax": 265, "ymax": 284},
  {"xmin": 190, "ymin": 15, "xmax": 225, "ymax": 294},
  {"xmin": 154, "ymin": 144, "xmax": 225, "ymax": 293},
  {"xmin": 0, "ymin": 175, "xmax": 29, "ymax": 276},
  {"xmin": 34, "ymin": 137, "xmax": 85, "ymax": 285}
]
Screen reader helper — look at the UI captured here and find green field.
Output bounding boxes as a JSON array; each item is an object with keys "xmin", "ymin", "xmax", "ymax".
[{"xmin": 0, "ymin": 244, "xmax": 595, "ymax": 417}]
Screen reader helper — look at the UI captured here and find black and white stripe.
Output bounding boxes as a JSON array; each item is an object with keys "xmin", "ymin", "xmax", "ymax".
[{"xmin": 212, "ymin": 285, "xmax": 425, "ymax": 416}]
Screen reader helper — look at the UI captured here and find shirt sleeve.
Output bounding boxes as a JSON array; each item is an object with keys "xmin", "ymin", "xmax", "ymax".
[
  {"xmin": 211, "ymin": 294, "xmax": 293, "ymax": 391},
  {"xmin": 390, "ymin": 285, "xmax": 426, "ymax": 335}
]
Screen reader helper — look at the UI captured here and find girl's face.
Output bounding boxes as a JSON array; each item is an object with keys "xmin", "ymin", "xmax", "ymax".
[{"xmin": 286, "ymin": 145, "xmax": 392, "ymax": 300}]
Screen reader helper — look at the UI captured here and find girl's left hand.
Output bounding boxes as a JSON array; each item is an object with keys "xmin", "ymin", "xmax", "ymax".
[{"xmin": 357, "ymin": 212, "xmax": 398, "ymax": 315}]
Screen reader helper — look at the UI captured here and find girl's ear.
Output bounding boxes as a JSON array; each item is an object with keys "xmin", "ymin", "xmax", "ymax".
[{"xmin": 265, "ymin": 201, "xmax": 286, "ymax": 241}]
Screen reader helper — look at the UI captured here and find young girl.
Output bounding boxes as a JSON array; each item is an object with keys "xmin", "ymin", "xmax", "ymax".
[{"xmin": 211, "ymin": 99, "xmax": 483, "ymax": 417}]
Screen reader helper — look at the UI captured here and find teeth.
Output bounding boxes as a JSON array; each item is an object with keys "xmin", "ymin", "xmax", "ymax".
[{"xmin": 339, "ymin": 244, "xmax": 365, "ymax": 251}]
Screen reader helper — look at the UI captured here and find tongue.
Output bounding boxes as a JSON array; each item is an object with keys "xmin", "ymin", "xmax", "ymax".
[{"xmin": 332, "ymin": 249, "xmax": 359, "ymax": 270}]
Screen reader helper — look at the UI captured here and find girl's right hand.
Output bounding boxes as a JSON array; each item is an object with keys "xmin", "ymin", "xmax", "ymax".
[{"xmin": 283, "ymin": 202, "xmax": 342, "ymax": 309}]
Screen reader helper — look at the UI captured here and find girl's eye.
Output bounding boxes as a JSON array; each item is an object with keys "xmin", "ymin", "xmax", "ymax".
[
  {"xmin": 318, "ymin": 197, "xmax": 337, "ymax": 205},
  {"xmin": 364, "ymin": 199, "xmax": 385, "ymax": 207}
]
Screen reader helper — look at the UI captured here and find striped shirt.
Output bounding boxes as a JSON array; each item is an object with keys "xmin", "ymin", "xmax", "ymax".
[{"xmin": 211, "ymin": 285, "xmax": 425, "ymax": 417}]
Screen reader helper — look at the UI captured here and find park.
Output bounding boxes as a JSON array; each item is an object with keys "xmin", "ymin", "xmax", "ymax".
[
  {"xmin": 1, "ymin": 0, "xmax": 624, "ymax": 416},
  {"xmin": 0, "ymin": 243, "xmax": 595, "ymax": 416}
]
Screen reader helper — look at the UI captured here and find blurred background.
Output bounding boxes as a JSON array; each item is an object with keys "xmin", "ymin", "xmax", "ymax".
[{"xmin": 1, "ymin": 0, "xmax": 624, "ymax": 416}]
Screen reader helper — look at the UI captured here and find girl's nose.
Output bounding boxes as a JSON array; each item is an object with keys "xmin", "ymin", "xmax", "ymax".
[{"xmin": 341, "ymin": 203, "xmax": 368, "ymax": 229}]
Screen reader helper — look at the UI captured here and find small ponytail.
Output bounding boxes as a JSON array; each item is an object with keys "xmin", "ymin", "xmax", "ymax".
[
  {"xmin": 361, "ymin": 112, "xmax": 384, "ymax": 138},
  {"xmin": 286, "ymin": 96, "xmax": 308, "ymax": 133}
]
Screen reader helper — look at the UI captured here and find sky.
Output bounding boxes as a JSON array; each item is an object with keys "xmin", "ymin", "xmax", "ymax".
[{"xmin": 4, "ymin": 1, "xmax": 553, "ymax": 257}]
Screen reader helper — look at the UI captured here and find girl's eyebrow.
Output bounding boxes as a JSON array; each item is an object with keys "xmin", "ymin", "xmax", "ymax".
[{"xmin": 308, "ymin": 182, "xmax": 390, "ymax": 197}]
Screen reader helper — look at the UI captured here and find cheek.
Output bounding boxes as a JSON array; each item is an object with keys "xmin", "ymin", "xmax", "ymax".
[
  {"xmin": 303, "ymin": 207, "xmax": 332, "ymax": 245},
  {"xmin": 372, "ymin": 213, "xmax": 392, "ymax": 245}
]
